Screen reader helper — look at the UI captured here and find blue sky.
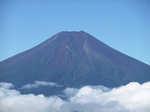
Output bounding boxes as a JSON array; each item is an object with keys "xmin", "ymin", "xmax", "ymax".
[{"xmin": 0, "ymin": 0, "xmax": 150, "ymax": 65}]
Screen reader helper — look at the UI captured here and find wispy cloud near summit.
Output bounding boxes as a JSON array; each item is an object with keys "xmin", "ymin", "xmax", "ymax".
[{"xmin": 21, "ymin": 81, "xmax": 62, "ymax": 89}]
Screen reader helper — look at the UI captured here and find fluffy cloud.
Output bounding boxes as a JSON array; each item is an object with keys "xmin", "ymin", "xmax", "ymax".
[
  {"xmin": 64, "ymin": 82, "xmax": 150, "ymax": 112},
  {"xmin": 21, "ymin": 81, "xmax": 62, "ymax": 89},
  {"xmin": 0, "ymin": 82, "xmax": 14, "ymax": 89},
  {"xmin": 0, "ymin": 81, "xmax": 150, "ymax": 112},
  {"xmin": 0, "ymin": 82, "xmax": 64, "ymax": 112}
]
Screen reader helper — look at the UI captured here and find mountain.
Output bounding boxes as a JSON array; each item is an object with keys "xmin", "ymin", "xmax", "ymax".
[{"xmin": 0, "ymin": 31, "xmax": 150, "ymax": 96}]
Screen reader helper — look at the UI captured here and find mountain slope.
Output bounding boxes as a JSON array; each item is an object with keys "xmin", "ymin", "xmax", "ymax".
[{"xmin": 0, "ymin": 31, "xmax": 150, "ymax": 95}]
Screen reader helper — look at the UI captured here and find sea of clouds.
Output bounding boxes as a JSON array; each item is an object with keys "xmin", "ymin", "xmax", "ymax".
[{"xmin": 0, "ymin": 81, "xmax": 150, "ymax": 112}]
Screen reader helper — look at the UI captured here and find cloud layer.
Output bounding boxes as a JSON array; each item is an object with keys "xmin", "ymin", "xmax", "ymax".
[
  {"xmin": 21, "ymin": 81, "xmax": 62, "ymax": 89},
  {"xmin": 0, "ymin": 81, "xmax": 150, "ymax": 112}
]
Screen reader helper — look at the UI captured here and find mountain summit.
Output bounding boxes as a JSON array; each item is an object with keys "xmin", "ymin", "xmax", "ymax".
[{"xmin": 0, "ymin": 31, "xmax": 150, "ymax": 95}]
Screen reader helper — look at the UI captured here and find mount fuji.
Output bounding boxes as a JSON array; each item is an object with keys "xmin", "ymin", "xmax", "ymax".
[{"xmin": 0, "ymin": 31, "xmax": 150, "ymax": 95}]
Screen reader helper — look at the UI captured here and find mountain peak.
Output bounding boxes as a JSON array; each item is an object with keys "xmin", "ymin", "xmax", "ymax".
[
  {"xmin": 0, "ymin": 31, "xmax": 150, "ymax": 96},
  {"xmin": 60, "ymin": 30, "xmax": 86, "ymax": 33},
  {"xmin": 42, "ymin": 31, "xmax": 92, "ymax": 48},
  {"xmin": 57, "ymin": 30, "xmax": 90, "ymax": 38}
]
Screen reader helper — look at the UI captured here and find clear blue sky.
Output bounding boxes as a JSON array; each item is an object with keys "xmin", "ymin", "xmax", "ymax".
[{"xmin": 0, "ymin": 0, "xmax": 150, "ymax": 65}]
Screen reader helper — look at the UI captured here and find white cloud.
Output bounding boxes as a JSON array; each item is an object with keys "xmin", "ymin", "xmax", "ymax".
[
  {"xmin": 65, "ymin": 82, "xmax": 150, "ymax": 112},
  {"xmin": 21, "ymin": 81, "xmax": 62, "ymax": 89},
  {"xmin": 0, "ymin": 81, "xmax": 150, "ymax": 112},
  {"xmin": 0, "ymin": 82, "xmax": 14, "ymax": 89},
  {"xmin": 0, "ymin": 83, "xmax": 65, "ymax": 112}
]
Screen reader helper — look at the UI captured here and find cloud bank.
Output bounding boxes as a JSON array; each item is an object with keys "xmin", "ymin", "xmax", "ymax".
[
  {"xmin": 0, "ymin": 81, "xmax": 150, "ymax": 112},
  {"xmin": 21, "ymin": 81, "xmax": 62, "ymax": 89}
]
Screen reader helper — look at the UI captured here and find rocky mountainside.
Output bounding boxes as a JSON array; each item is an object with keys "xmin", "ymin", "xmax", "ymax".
[{"xmin": 0, "ymin": 31, "xmax": 150, "ymax": 95}]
